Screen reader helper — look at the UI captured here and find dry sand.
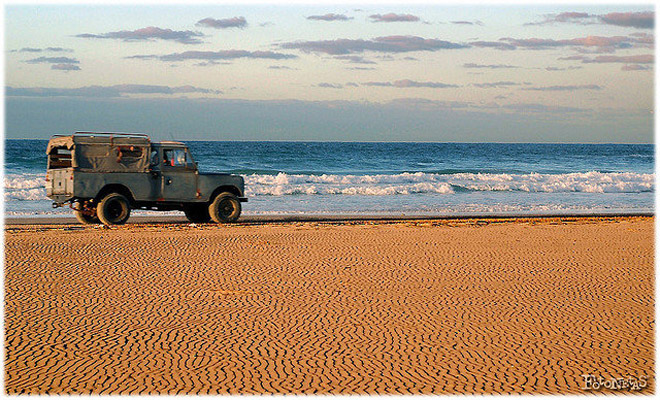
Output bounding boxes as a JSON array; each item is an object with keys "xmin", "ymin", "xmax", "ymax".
[{"xmin": 4, "ymin": 216, "xmax": 654, "ymax": 394}]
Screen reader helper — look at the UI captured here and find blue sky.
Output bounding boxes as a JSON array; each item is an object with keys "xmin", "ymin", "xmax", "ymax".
[{"xmin": 4, "ymin": 4, "xmax": 655, "ymax": 142}]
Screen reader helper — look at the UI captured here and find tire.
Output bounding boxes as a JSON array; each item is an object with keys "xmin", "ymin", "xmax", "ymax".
[
  {"xmin": 74, "ymin": 208, "xmax": 99, "ymax": 224},
  {"xmin": 97, "ymin": 193, "xmax": 131, "ymax": 225},
  {"xmin": 209, "ymin": 192, "xmax": 241, "ymax": 223},
  {"xmin": 184, "ymin": 204, "xmax": 211, "ymax": 223}
]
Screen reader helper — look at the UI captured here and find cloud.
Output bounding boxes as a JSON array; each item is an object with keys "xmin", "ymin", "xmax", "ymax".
[
  {"xmin": 524, "ymin": 11, "xmax": 653, "ymax": 29},
  {"xmin": 51, "ymin": 64, "xmax": 81, "ymax": 71},
  {"xmin": 128, "ymin": 50, "xmax": 297, "ymax": 62},
  {"xmin": 469, "ymin": 34, "xmax": 654, "ymax": 53},
  {"xmin": 193, "ymin": 60, "xmax": 232, "ymax": 67},
  {"xmin": 334, "ymin": 55, "xmax": 376, "ymax": 64},
  {"xmin": 307, "ymin": 13, "xmax": 352, "ymax": 21},
  {"xmin": 347, "ymin": 67, "xmax": 376, "ymax": 70},
  {"xmin": 599, "ymin": 12, "xmax": 654, "ymax": 29},
  {"xmin": 196, "ymin": 17, "xmax": 247, "ymax": 29},
  {"xmin": 11, "ymin": 47, "xmax": 73, "ymax": 53},
  {"xmin": 621, "ymin": 64, "xmax": 651, "ymax": 71},
  {"xmin": 545, "ymin": 66, "xmax": 582, "ymax": 71},
  {"xmin": 362, "ymin": 79, "xmax": 459, "ymax": 88},
  {"xmin": 6, "ymin": 84, "xmax": 221, "ymax": 98},
  {"xmin": 463, "ymin": 63, "xmax": 519, "ymax": 69},
  {"xmin": 451, "ymin": 20, "xmax": 484, "ymax": 26},
  {"xmin": 524, "ymin": 12, "xmax": 593, "ymax": 26},
  {"xmin": 468, "ymin": 41, "xmax": 516, "ymax": 50},
  {"xmin": 123, "ymin": 55, "xmax": 158, "ymax": 60},
  {"xmin": 560, "ymin": 54, "xmax": 654, "ymax": 64},
  {"xmin": 45, "ymin": 47, "xmax": 73, "ymax": 53},
  {"xmin": 523, "ymin": 84, "xmax": 602, "ymax": 91},
  {"xmin": 16, "ymin": 97, "xmax": 646, "ymax": 143},
  {"xmin": 268, "ymin": 65, "xmax": 296, "ymax": 70},
  {"xmin": 76, "ymin": 26, "xmax": 205, "ymax": 44},
  {"xmin": 388, "ymin": 98, "xmax": 473, "ymax": 110},
  {"xmin": 12, "ymin": 47, "xmax": 42, "ymax": 53},
  {"xmin": 586, "ymin": 54, "xmax": 654, "ymax": 64},
  {"xmin": 281, "ymin": 35, "xmax": 468, "ymax": 55},
  {"xmin": 317, "ymin": 83, "xmax": 343, "ymax": 89},
  {"xmin": 499, "ymin": 35, "xmax": 649, "ymax": 51},
  {"xmin": 502, "ymin": 103, "xmax": 588, "ymax": 113},
  {"xmin": 369, "ymin": 13, "xmax": 420, "ymax": 23},
  {"xmin": 472, "ymin": 81, "xmax": 519, "ymax": 88},
  {"xmin": 25, "ymin": 56, "xmax": 79, "ymax": 64}
]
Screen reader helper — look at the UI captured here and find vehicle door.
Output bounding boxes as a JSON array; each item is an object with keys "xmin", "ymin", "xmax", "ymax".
[{"xmin": 160, "ymin": 147, "xmax": 198, "ymax": 201}]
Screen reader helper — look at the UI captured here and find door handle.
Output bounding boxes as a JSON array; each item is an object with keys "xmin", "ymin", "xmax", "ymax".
[{"xmin": 166, "ymin": 178, "xmax": 172, "ymax": 185}]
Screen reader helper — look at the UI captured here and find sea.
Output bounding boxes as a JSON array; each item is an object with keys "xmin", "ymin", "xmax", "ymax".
[{"xmin": 4, "ymin": 140, "xmax": 655, "ymax": 217}]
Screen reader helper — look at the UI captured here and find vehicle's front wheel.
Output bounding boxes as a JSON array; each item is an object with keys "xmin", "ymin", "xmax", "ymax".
[
  {"xmin": 184, "ymin": 204, "xmax": 211, "ymax": 223},
  {"xmin": 209, "ymin": 192, "xmax": 241, "ymax": 223},
  {"xmin": 97, "ymin": 193, "xmax": 131, "ymax": 225}
]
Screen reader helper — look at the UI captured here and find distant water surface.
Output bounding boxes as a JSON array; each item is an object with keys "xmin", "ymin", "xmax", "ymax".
[{"xmin": 4, "ymin": 140, "xmax": 655, "ymax": 217}]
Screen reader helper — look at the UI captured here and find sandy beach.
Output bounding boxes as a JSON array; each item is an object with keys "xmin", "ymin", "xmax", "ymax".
[{"xmin": 4, "ymin": 216, "xmax": 654, "ymax": 394}]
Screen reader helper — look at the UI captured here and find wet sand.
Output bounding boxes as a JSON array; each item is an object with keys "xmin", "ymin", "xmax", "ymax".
[{"xmin": 4, "ymin": 216, "xmax": 654, "ymax": 394}]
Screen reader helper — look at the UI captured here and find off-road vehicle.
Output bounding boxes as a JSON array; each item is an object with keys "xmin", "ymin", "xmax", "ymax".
[{"xmin": 46, "ymin": 132, "xmax": 247, "ymax": 225}]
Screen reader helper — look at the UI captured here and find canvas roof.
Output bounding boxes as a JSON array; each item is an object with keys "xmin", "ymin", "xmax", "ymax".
[{"xmin": 47, "ymin": 134, "xmax": 152, "ymax": 172}]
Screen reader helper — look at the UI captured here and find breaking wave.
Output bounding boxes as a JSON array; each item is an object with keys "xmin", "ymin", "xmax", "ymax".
[
  {"xmin": 4, "ymin": 171, "xmax": 654, "ymax": 201},
  {"xmin": 245, "ymin": 171, "xmax": 654, "ymax": 196},
  {"xmin": 5, "ymin": 173, "xmax": 47, "ymax": 201}
]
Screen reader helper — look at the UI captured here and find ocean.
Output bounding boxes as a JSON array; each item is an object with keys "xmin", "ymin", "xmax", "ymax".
[{"xmin": 4, "ymin": 140, "xmax": 655, "ymax": 217}]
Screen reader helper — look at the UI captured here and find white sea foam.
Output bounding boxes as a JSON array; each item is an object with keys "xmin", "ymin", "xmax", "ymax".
[
  {"xmin": 244, "ymin": 171, "xmax": 654, "ymax": 196},
  {"xmin": 5, "ymin": 174, "xmax": 48, "ymax": 201},
  {"xmin": 3, "ymin": 171, "xmax": 654, "ymax": 201}
]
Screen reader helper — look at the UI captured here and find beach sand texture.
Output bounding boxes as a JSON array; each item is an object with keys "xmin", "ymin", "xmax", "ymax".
[{"xmin": 4, "ymin": 217, "xmax": 654, "ymax": 394}]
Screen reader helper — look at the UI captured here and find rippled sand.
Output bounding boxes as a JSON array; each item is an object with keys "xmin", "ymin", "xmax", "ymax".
[{"xmin": 4, "ymin": 217, "xmax": 654, "ymax": 394}]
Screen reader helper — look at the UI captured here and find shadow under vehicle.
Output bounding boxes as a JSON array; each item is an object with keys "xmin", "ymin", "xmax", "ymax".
[{"xmin": 46, "ymin": 132, "xmax": 247, "ymax": 225}]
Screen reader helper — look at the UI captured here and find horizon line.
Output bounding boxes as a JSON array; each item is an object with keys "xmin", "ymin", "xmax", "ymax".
[{"xmin": 4, "ymin": 137, "xmax": 654, "ymax": 145}]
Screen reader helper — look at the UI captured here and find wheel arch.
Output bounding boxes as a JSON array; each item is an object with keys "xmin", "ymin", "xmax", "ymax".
[
  {"xmin": 95, "ymin": 184, "xmax": 136, "ymax": 205},
  {"xmin": 209, "ymin": 185, "xmax": 241, "ymax": 202}
]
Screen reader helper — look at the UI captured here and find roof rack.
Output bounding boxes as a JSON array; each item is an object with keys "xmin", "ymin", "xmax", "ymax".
[
  {"xmin": 52, "ymin": 131, "xmax": 150, "ymax": 138},
  {"xmin": 76, "ymin": 131, "xmax": 150, "ymax": 138}
]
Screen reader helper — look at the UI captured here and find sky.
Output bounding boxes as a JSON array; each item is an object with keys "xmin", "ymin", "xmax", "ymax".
[{"xmin": 4, "ymin": 3, "xmax": 655, "ymax": 142}]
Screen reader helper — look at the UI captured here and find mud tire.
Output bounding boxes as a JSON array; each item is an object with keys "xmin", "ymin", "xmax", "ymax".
[
  {"xmin": 97, "ymin": 193, "xmax": 131, "ymax": 225},
  {"xmin": 208, "ymin": 192, "xmax": 241, "ymax": 223}
]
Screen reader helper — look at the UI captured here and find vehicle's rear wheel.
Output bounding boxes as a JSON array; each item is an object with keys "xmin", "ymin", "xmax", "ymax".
[
  {"xmin": 184, "ymin": 204, "xmax": 211, "ymax": 223},
  {"xmin": 209, "ymin": 192, "xmax": 241, "ymax": 223},
  {"xmin": 97, "ymin": 193, "xmax": 131, "ymax": 225},
  {"xmin": 74, "ymin": 204, "xmax": 99, "ymax": 224}
]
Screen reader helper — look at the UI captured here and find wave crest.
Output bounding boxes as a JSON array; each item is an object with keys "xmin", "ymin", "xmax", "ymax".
[
  {"xmin": 4, "ymin": 171, "xmax": 654, "ymax": 201},
  {"xmin": 244, "ymin": 171, "xmax": 654, "ymax": 196}
]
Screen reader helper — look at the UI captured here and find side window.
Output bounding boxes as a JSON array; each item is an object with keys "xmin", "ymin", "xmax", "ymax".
[
  {"xmin": 185, "ymin": 149, "xmax": 196, "ymax": 168},
  {"xmin": 163, "ymin": 148, "xmax": 187, "ymax": 168},
  {"xmin": 48, "ymin": 147, "xmax": 72, "ymax": 169},
  {"xmin": 117, "ymin": 146, "xmax": 143, "ymax": 159},
  {"xmin": 116, "ymin": 146, "xmax": 144, "ymax": 164},
  {"xmin": 150, "ymin": 150, "xmax": 159, "ymax": 167}
]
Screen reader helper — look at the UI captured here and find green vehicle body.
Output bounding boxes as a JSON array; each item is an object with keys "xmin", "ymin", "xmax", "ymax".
[{"xmin": 46, "ymin": 132, "xmax": 246, "ymax": 224}]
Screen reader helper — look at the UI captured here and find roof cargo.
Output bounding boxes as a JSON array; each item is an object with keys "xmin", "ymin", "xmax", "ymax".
[{"xmin": 47, "ymin": 132, "xmax": 151, "ymax": 172}]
